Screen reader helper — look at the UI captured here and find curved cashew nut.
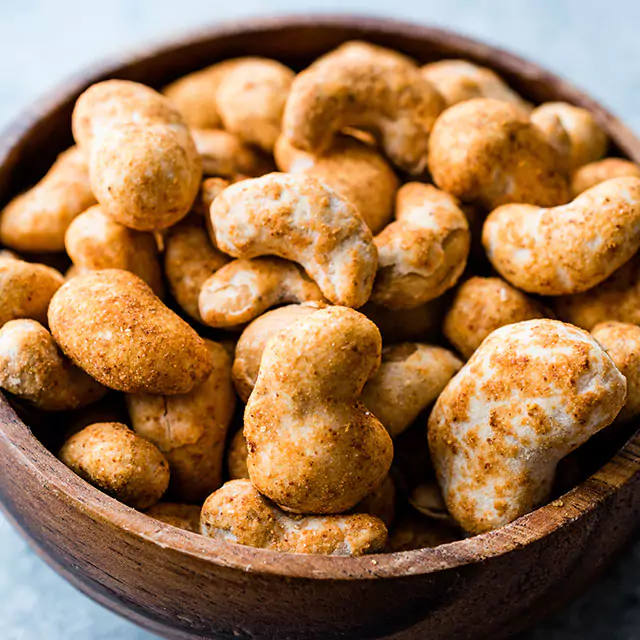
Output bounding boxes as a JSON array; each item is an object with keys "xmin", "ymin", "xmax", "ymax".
[
  {"xmin": 555, "ymin": 254, "xmax": 640, "ymax": 330},
  {"xmin": 429, "ymin": 319, "xmax": 626, "ymax": 534},
  {"xmin": 443, "ymin": 276, "xmax": 547, "ymax": 359},
  {"xmin": 282, "ymin": 43, "xmax": 444, "ymax": 174},
  {"xmin": 164, "ymin": 217, "xmax": 229, "ymax": 321},
  {"xmin": 482, "ymin": 177, "xmax": 640, "ymax": 295},
  {"xmin": 428, "ymin": 98, "xmax": 570, "ymax": 209},
  {"xmin": 0, "ymin": 319, "xmax": 107, "ymax": 411},
  {"xmin": 145, "ymin": 503, "xmax": 201, "ymax": 533},
  {"xmin": 361, "ymin": 343, "xmax": 462, "ymax": 438},
  {"xmin": 0, "ymin": 146, "xmax": 96, "ymax": 253},
  {"xmin": 201, "ymin": 480, "xmax": 387, "ymax": 556},
  {"xmin": 531, "ymin": 102, "xmax": 607, "ymax": 171},
  {"xmin": 571, "ymin": 158, "xmax": 640, "ymax": 196},
  {"xmin": 371, "ymin": 183, "xmax": 470, "ymax": 309},
  {"xmin": 209, "ymin": 173, "xmax": 377, "ymax": 307},
  {"xmin": 126, "ymin": 341, "xmax": 236, "ymax": 503},
  {"xmin": 199, "ymin": 258, "xmax": 326, "ymax": 329},
  {"xmin": 274, "ymin": 134, "xmax": 398, "ymax": 234},
  {"xmin": 245, "ymin": 306, "xmax": 393, "ymax": 514},
  {"xmin": 420, "ymin": 59, "xmax": 530, "ymax": 110},
  {"xmin": 65, "ymin": 204, "xmax": 164, "ymax": 296}
]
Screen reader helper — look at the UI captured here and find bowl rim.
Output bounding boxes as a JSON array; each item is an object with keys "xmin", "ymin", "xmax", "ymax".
[{"xmin": 1, "ymin": 13, "xmax": 640, "ymax": 582}]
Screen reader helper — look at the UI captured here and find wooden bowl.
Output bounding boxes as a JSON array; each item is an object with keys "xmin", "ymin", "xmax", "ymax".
[{"xmin": 1, "ymin": 15, "xmax": 639, "ymax": 640}]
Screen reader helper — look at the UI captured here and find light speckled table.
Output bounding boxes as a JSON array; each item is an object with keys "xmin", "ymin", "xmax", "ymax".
[{"xmin": 1, "ymin": 1, "xmax": 639, "ymax": 638}]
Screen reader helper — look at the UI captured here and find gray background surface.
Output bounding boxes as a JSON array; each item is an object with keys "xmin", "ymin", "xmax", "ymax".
[{"xmin": 1, "ymin": 1, "xmax": 639, "ymax": 638}]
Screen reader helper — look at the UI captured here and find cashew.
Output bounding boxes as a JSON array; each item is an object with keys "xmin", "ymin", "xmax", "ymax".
[
  {"xmin": 371, "ymin": 183, "xmax": 470, "ymax": 309},
  {"xmin": 571, "ymin": 158, "xmax": 640, "ymax": 196},
  {"xmin": 216, "ymin": 59, "xmax": 294, "ymax": 152},
  {"xmin": 191, "ymin": 128, "xmax": 273, "ymax": 178},
  {"xmin": 192, "ymin": 177, "xmax": 230, "ymax": 217},
  {"xmin": 555, "ymin": 254, "xmax": 640, "ymax": 330},
  {"xmin": 59, "ymin": 422, "xmax": 170, "ymax": 509},
  {"xmin": 361, "ymin": 343, "xmax": 462, "ymax": 437},
  {"xmin": 592, "ymin": 321, "xmax": 640, "ymax": 421},
  {"xmin": 0, "ymin": 146, "xmax": 96, "ymax": 252},
  {"xmin": 420, "ymin": 59, "xmax": 530, "ymax": 110},
  {"xmin": 200, "ymin": 479, "xmax": 387, "ymax": 556},
  {"xmin": 226, "ymin": 430, "xmax": 396, "ymax": 526},
  {"xmin": 245, "ymin": 306, "xmax": 393, "ymax": 514},
  {"xmin": 73, "ymin": 80, "xmax": 185, "ymax": 150},
  {"xmin": 274, "ymin": 134, "xmax": 398, "ymax": 234},
  {"xmin": 89, "ymin": 121, "xmax": 202, "ymax": 231},
  {"xmin": 408, "ymin": 482, "xmax": 454, "ymax": 523},
  {"xmin": 162, "ymin": 59, "xmax": 261, "ymax": 129},
  {"xmin": 428, "ymin": 319, "xmax": 626, "ymax": 533},
  {"xmin": 428, "ymin": 98, "xmax": 570, "ymax": 209},
  {"xmin": 126, "ymin": 341, "xmax": 236, "ymax": 503},
  {"xmin": 48, "ymin": 269, "xmax": 213, "ymax": 394},
  {"xmin": 482, "ymin": 177, "xmax": 640, "ymax": 295},
  {"xmin": 209, "ymin": 173, "xmax": 377, "ymax": 307},
  {"xmin": 386, "ymin": 510, "xmax": 460, "ymax": 552},
  {"xmin": 0, "ymin": 319, "xmax": 106, "ymax": 411},
  {"xmin": 443, "ymin": 276, "xmax": 547, "ymax": 359},
  {"xmin": 315, "ymin": 40, "xmax": 418, "ymax": 69},
  {"xmin": 65, "ymin": 204, "xmax": 164, "ymax": 296},
  {"xmin": 0, "ymin": 250, "xmax": 18, "ymax": 261},
  {"xmin": 199, "ymin": 258, "xmax": 327, "ymax": 329},
  {"xmin": 164, "ymin": 217, "xmax": 229, "ymax": 321},
  {"xmin": 282, "ymin": 42, "xmax": 444, "ymax": 174},
  {"xmin": 0, "ymin": 258, "xmax": 64, "ymax": 328},
  {"xmin": 232, "ymin": 303, "xmax": 324, "ymax": 402},
  {"xmin": 531, "ymin": 102, "xmax": 607, "ymax": 171},
  {"xmin": 144, "ymin": 503, "xmax": 201, "ymax": 533}
]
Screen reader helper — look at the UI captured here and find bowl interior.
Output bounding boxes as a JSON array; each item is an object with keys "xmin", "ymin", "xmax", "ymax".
[{"xmin": 1, "ymin": 14, "xmax": 639, "ymax": 582}]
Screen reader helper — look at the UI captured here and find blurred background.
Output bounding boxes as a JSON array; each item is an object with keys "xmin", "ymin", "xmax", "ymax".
[{"xmin": 1, "ymin": 1, "xmax": 639, "ymax": 638}]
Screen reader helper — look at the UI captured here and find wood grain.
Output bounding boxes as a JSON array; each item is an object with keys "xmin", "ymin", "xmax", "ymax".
[{"xmin": 0, "ymin": 15, "xmax": 639, "ymax": 640}]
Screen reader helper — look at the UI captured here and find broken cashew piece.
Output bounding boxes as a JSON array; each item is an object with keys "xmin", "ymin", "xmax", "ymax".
[
  {"xmin": 199, "ymin": 257, "xmax": 327, "ymax": 329},
  {"xmin": 371, "ymin": 183, "xmax": 470, "ymax": 309},
  {"xmin": 209, "ymin": 173, "xmax": 377, "ymax": 308},
  {"xmin": 200, "ymin": 479, "xmax": 388, "ymax": 556},
  {"xmin": 245, "ymin": 306, "xmax": 393, "ymax": 514},
  {"xmin": 482, "ymin": 177, "xmax": 640, "ymax": 295},
  {"xmin": 428, "ymin": 319, "xmax": 627, "ymax": 534}
]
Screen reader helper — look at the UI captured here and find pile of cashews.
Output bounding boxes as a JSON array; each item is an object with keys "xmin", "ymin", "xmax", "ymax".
[{"xmin": 2, "ymin": 40, "xmax": 640, "ymax": 555}]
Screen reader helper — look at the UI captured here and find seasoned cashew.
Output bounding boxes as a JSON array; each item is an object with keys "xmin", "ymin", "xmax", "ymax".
[
  {"xmin": 282, "ymin": 42, "xmax": 444, "ymax": 174},
  {"xmin": 65, "ymin": 204, "xmax": 164, "ymax": 296},
  {"xmin": 164, "ymin": 217, "xmax": 229, "ymax": 321},
  {"xmin": 245, "ymin": 306, "xmax": 393, "ymax": 514},
  {"xmin": 386, "ymin": 510, "xmax": 460, "ymax": 552},
  {"xmin": 408, "ymin": 481, "xmax": 455, "ymax": 523},
  {"xmin": 59, "ymin": 422, "xmax": 170, "ymax": 509},
  {"xmin": 126, "ymin": 341, "xmax": 236, "ymax": 503},
  {"xmin": 191, "ymin": 129, "xmax": 273, "ymax": 178},
  {"xmin": 145, "ymin": 503, "xmax": 201, "ymax": 533},
  {"xmin": 592, "ymin": 321, "xmax": 640, "ymax": 421},
  {"xmin": 0, "ymin": 250, "xmax": 18, "ymax": 261},
  {"xmin": 232, "ymin": 303, "xmax": 324, "ymax": 402},
  {"xmin": 482, "ymin": 177, "xmax": 640, "ymax": 295},
  {"xmin": 571, "ymin": 158, "xmax": 640, "ymax": 196},
  {"xmin": 200, "ymin": 480, "xmax": 387, "ymax": 556},
  {"xmin": 361, "ymin": 343, "xmax": 462, "ymax": 438},
  {"xmin": 209, "ymin": 173, "xmax": 377, "ymax": 307},
  {"xmin": 371, "ymin": 183, "xmax": 470, "ymax": 309},
  {"xmin": 216, "ymin": 59, "xmax": 294, "ymax": 152},
  {"xmin": 48, "ymin": 270, "xmax": 213, "ymax": 395},
  {"xmin": 555, "ymin": 254, "xmax": 640, "ymax": 329},
  {"xmin": 428, "ymin": 98, "xmax": 570, "ymax": 209},
  {"xmin": 274, "ymin": 134, "xmax": 398, "ymax": 234},
  {"xmin": 0, "ymin": 146, "xmax": 96, "ymax": 252},
  {"xmin": 531, "ymin": 102, "xmax": 607, "ymax": 171},
  {"xmin": 315, "ymin": 40, "xmax": 418, "ymax": 69},
  {"xmin": 73, "ymin": 80, "xmax": 184, "ymax": 150},
  {"xmin": 227, "ymin": 429, "xmax": 250, "ymax": 480},
  {"xmin": 162, "ymin": 59, "xmax": 261, "ymax": 129},
  {"xmin": 199, "ymin": 258, "xmax": 327, "ymax": 329},
  {"xmin": 428, "ymin": 319, "xmax": 626, "ymax": 534},
  {"xmin": 420, "ymin": 59, "xmax": 530, "ymax": 110},
  {"xmin": 0, "ymin": 258, "xmax": 64, "ymax": 328},
  {"xmin": 443, "ymin": 276, "xmax": 547, "ymax": 358},
  {"xmin": 0, "ymin": 319, "xmax": 106, "ymax": 411}
]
